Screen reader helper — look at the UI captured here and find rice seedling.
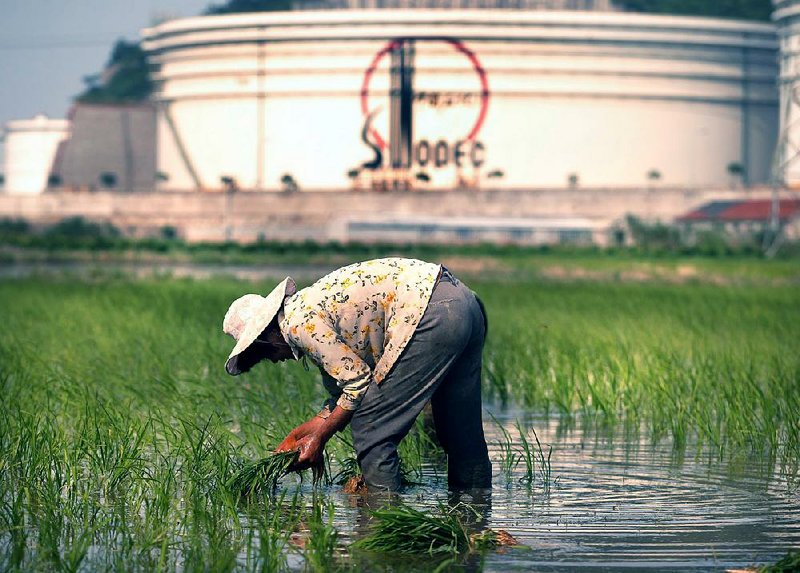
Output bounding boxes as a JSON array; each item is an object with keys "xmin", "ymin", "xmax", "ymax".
[
  {"xmin": 355, "ymin": 502, "xmax": 518, "ymax": 558},
  {"xmin": 355, "ymin": 503, "xmax": 471, "ymax": 556},
  {"xmin": 226, "ymin": 451, "xmax": 299, "ymax": 497},
  {"xmin": 245, "ymin": 492, "xmax": 303, "ymax": 573},
  {"xmin": 515, "ymin": 421, "xmax": 552, "ymax": 492},
  {"xmin": 332, "ymin": 456, "xmax": 362, "ymax": 486},
  {"xmin": 479, "ymin": 279, "xmax": 800, "ymax": 471},
  {"xmin": 491, "ymin": 414, "xmax": 520, "ymax": 481},
  {"xmin": 759, "ymin": 550, "xmax": 800, "ymax": 573},
  {"xmin": 303, "ymin": 497, "xmax": 340, "ymax": 572},
  {"xmin": 1, "ymin": 268, "xmax": 798, "ymax": 569}
]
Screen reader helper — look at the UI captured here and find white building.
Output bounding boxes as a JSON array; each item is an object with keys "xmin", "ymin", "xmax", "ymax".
[
  {"xmin": 1, "ymin": 115, "xmax": 69, "ymax": 195},
  {"xmin": 142, "ymin": 7, "xmax": 778, "ymax": 192}
]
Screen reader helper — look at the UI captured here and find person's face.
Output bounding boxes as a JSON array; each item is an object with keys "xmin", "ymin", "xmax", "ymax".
[{"xmin": 254, "ymin": 324, "xmax": 294, "ymax": 363}]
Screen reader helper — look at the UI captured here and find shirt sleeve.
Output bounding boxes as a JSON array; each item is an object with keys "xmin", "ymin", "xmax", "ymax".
[
  {"xmin": 288, "ymin": 315, "xmax": 373, "ymax": 411},
  {"xmin": 320, "ymin": 371, "xmax": 342, "ymax": 412}
]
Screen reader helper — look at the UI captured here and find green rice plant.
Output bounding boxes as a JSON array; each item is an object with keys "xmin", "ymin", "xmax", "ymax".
[
  {"xmin": 226, "ymin": 451, "xmax": 299, "ymax": 497},
  {"xmin": 397, "ymin": 415, "xmax": 446, "ymax": 478},
  {"xmin": 355, "ymin": 501, "xmax": 515, "ymax": 559},
  {"xmin": 480, "ymin": 279, "xmax": 800, "ymax": 472},
  {"xmin": 242, "ymin": 492, "xmax": 302, "ymax": 573},
  {"xmin": 355, "ymin": 503, "xmax": 471, "ymax": 556},
  {"xmin": 0, "ymin": 269, "xmax": 798, "ymax": 569},
  {"xmin": 490, "ymin": 414, "xmax": 520, "ymax": 481},
  {"xmin": 515, "ymin": 421, "xmax": 553, "ymax": 493},
  {"xmin": 759, "ymin": 550, "xmax": 800, "ymax": 572},
  {"xmin": 516, "ymin": 421, "xmax": 536, "ymax": 486},
  {"xmin": 304, "ymin": 497, "xmax": 340, "ymax": 572},
  {"xmin": 331, "ymin": 456, "xmax": 361, "ymax": 486}
]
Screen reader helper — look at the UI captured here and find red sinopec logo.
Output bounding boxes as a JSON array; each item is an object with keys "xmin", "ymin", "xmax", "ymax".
[{"xmin": 356, "ymin": 37, "xmax": 490, "ymax": 174}]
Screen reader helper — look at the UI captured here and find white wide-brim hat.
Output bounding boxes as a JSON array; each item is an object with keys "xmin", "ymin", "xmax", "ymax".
[{"xmin": 223, "ymin": 276, "xmax": 297, "ymax": 375}]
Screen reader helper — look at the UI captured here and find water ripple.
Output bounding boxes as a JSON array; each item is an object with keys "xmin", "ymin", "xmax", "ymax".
[{"xmin": 324, "ymin": 410, "xmax": 799, "ymax": 571}]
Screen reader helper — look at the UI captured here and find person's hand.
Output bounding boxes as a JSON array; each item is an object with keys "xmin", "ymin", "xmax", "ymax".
[
  {"xmin": 275, "ymin": 406, "xmax": 354, "ymax": 482},
  {"xmin": 294, "ymin": 432, "xmax": 326, "ymax": 470},
  {"xmin": 275, "ymin": 416, "xmax": 326, "ymax": 453},
  {"xmin": 275, "ymin": 433, "xmax": 298, "ymax": 453},
  {"xmin": 280, "ymin": 428, "xmax": 326, "ymax": 482}
]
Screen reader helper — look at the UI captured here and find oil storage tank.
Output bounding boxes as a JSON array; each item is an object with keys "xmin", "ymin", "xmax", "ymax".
[
  {"xmin": 142, "ymin": 4, "xmax": 778, "ymax": 191},
  {"xmin": 2, "ymin": 115, "xmax": 70, "ymax": 195}
]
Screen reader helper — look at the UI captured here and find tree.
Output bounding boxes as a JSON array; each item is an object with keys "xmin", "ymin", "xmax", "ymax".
[
  {"xmin": 205, "ymin": 0, "xmax": 295, "ymax": 14},
  {"xmin": 616, "ymin": 0, "xmax": 771, "ymax": 21},
  {"xmin": 77, "ymin": 40, "xmax": 152, "ymax": 104}
]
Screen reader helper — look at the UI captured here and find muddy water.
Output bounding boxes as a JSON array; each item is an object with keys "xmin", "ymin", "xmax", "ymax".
[{"xmin": 316, "ymin": 408, "xmax": 799, "ymax": 572}]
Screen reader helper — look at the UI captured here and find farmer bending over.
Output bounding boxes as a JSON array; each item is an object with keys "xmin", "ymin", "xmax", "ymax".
[{"xmin": 223, "ymin": 257, "xmax": 492, "ymax": 491}]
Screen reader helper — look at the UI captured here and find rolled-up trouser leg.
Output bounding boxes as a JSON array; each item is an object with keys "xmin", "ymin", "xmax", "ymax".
[{"xmin": 350, "ymin": 278, "xmax": 484, "ymax": 491}]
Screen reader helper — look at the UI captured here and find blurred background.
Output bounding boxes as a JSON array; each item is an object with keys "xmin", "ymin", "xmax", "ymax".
[{"xmin": 1, "ymin": 0, "xmax": 797, "ymax": 254}]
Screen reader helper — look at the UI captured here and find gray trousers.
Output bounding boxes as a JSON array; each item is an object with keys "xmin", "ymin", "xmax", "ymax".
[{"xmin": 350, "ymin": 273, "xmax": 492, "ymax": 491}]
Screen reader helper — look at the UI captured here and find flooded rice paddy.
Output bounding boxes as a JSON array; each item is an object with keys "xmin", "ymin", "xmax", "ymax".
[
  {"xmin": 1, "ymin": 271, "xmax": 797, "ymax": 571},
  {"xmin": 286, "ymin": 409, "xmax": 798, "ymax": 572}
]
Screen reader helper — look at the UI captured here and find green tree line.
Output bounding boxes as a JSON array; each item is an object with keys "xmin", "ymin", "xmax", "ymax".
[{"xmin": 617, "ymin": 0, "xmax": 772, "ymax": 21}]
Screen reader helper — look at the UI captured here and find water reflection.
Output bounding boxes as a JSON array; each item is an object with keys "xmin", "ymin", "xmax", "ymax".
[
  {"xmin": 248, "ymin": 409, "xmax": 798, "ymax": 571},
  {"xmin": 320, "ymin": 408, "xmax": 799, "ymax": 571}
]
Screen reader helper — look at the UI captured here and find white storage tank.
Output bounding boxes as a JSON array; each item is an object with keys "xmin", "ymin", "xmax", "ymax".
[
  {"xmin": 2, "ymin": 115, "xmax": 70, "ymax": 195},
  {"xmin": 143, "ymin": 9, "xmax": 778, "ymax": 191}
]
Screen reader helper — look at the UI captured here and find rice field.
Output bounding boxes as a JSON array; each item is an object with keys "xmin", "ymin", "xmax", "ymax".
[{"xmin": 1, "ymin": 269, "xmax": 798, "ymax": 571}]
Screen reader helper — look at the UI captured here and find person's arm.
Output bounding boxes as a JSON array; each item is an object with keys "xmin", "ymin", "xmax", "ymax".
[
  {"xmin": 277, "ymin": 313, "xmax": 370, "ymax": 471},
  {"xmin": 286, "ymin": 316, "xmax": 373, "ymax": 411}
]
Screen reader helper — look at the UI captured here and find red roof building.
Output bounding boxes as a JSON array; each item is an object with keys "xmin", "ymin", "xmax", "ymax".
[{"xmin": 678, "ymin": 199, "xmax": 800, "ymax": 223}]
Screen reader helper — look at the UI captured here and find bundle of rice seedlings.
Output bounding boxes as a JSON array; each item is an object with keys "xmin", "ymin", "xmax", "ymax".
[
  {"xmin": 355, "ymin": 503, "xmax": 520, "ymax": 556},
  {"xmin": 227, "ymin": 451, "xmax": 299, "ymax": 496},
  {"xmin": 354, "ymin": 504, "xmax": 470, "ymax": 556}
]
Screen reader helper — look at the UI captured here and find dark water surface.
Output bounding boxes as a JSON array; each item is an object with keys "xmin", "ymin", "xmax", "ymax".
[{"xmin": 312, "ymin": 409, "xmax": 799, "ymax": 572}]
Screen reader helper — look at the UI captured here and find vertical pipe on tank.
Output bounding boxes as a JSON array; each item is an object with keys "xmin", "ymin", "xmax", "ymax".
[{"xmin": 400, "ymin": 41, "xmax": 415, "ymax": 170}]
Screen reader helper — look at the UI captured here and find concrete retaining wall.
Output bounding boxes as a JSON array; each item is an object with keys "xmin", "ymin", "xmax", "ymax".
[{"xmin": 0, "ymin": 186, "xmax": 775, "ymax": 246}]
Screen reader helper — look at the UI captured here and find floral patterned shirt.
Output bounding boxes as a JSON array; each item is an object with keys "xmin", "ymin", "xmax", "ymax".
[{"xmin": 279, "ymin": 258, "xmax": 441, "ymax": 411}]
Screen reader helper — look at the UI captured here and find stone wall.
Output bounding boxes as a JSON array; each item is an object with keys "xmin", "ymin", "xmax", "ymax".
[{"xmin": 0, "ymin": 186, "xmax": 775, "ymax": 245}]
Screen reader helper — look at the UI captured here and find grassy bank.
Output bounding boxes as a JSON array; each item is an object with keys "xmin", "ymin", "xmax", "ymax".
[
  {"xmin": 1, "ymin": 274, "xmax": 798, "ymax": 569},
  {"xmin": 3, "ymin": 216, "xmax": 800, "ymax": 285}
]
